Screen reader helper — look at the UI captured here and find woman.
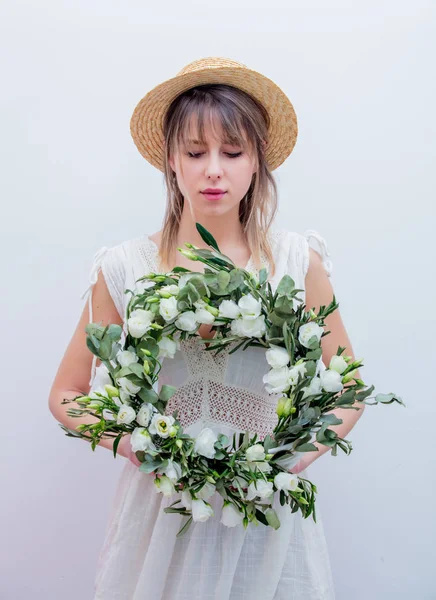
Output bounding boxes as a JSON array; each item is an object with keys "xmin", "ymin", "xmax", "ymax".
[{"xmin": 49, "ymin": 57, "xmax": 364, "ymax": 599}]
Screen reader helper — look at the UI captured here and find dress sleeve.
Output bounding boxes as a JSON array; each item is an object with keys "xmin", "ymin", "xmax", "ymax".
[
  {"xmin": 80, "ymin": 244, "xmax": 127, "ymax": 387},
  {"xmin": 301, "ymin": 229, "xmax": 333, "ymax": 279}
]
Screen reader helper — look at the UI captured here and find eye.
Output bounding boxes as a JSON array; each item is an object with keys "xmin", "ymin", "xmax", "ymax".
[{"xmin": 187, "ymin": 152, "xmax": 243, "ymax": 159}]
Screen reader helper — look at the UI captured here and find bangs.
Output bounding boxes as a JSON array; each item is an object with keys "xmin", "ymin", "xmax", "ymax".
[{"xmin": 174, "ymin": 98, "xmax": 254, "ymax": 154}]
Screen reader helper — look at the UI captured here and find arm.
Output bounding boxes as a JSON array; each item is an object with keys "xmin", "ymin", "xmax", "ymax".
[
  {"xmin": 294, "ymin": 247, "xmax": 366, "ymax": 473},
  {"xmin": 48, "ymin": 270, "xmax": 140, "ymax": 466}
]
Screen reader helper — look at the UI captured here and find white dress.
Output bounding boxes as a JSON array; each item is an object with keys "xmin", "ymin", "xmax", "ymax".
[{"xmin": 81, "ymin": 224, "xmax": 336, "ymax": 600}]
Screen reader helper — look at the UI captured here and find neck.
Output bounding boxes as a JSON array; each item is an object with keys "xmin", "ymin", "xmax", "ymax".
[{"xmin": 176, "ymin": 205, "xmax": 247, "ymax": 252}]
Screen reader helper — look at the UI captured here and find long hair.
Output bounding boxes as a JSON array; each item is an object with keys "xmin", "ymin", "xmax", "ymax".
[{"xmin": 157, "ymin": 83, "xmax": 279, "ymax": 278}]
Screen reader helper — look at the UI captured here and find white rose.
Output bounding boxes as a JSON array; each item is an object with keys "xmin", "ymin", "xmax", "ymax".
[
  {"xmin": 175, "ymin": 310, "xmax": 198, "ymax": 332},
  {"xmin": 246, "ymin": 480, "xmax": 274, "ymax": 501},
  {"xmin": 117, "ymin": 404, "xmax": 136, "ymax": 425},
  {"xmin": 149, "ymin": 414, "xmax": 175, "ymax": 438},
  {"xmin": 194, "ymin": 307, "xmax": 216, "ymax": 325},
  {"xmin": 316, "ymin": 358, "xmax": 326, "ymax": 377},
  {"xmin": 160, "ymin": 284, "xmax": 179, "ymax": 295},
  {"xmin": 180, "ymin": 489, "xmax": 192, "ymax": 509},
  {"xmin": 231, "ymin": 314, "xmax": 266, "ymax": 338},
  {"xmin": 127, "ymin": 308, "xmax": 155, "ymax": 338},
  {"xmin": 273, "ymin": 452, "xmax": 303, "ymax": 472},
  {"xmin": 102, "ymin": 408, "xmax": 116, "ymax": 420},
  {"xmin": 218, "ymin": 299, "xmax": 241, "ymax": 319},
  {"xmin": 329, "ymin": 355, "xmax": 348, "ymax": 374},
  {"xmin": 298, "ymin": 322, "xmax": 324, "ymax": 349},
  {"xmin": 288, "ymin": 363, "xmax": 307, "ymax": 386},
  {"xmin": 117, "ymin": 377, "xmax": 141, "ymax": 397},
  {"xmin": 160, "ymin": 459, "xmax": 182, "ymax": 484},
  {"xmin": 262, "ymin": 366, "xmax": 292, "ymax": 394},
  {"xmin": 130, "ymin": 427, "xmax": 157, "ymax": 453},
  {"xmin": 246, "ymin": 444, "xmax": 266, "ymax": 462},
  {"xmin": 193, "ymin": 298, "xmax": 207, "ymax": 309},
  {"xmin": 135, "ymin": 279, "xmax": 156, "ymax": 294},
  {"xmin": 154, "ymin": 475, "xmax": 176, "ymax": 497},
  {"xmin": 248, "ymin": 461, "xmax": 272, "ymax": 474},
  {"xmin": 196, "ymin": 481, "xmax": 216, "ymax": 501},
  {"xmin": 194, "ymin": 428, "xmax": 218, "ymax": 459},
  {"xmin": 157, "ymin": 335, "xmax": 179, "ymax": 359},
  {"xmin": 136, "ymin": 403, "xmax": 154, "ymax": 427},
  {"xmin": 120, "ymin": 390, "xmax": 132, "ymax": 404},
  {"xmin": 159, "ymin": 296, "xmax": 180, "ymax": 322},
  {"xmin": 221, "ymin": 502, "xmax": 244, "ymax": 527},
  {"xmin": 91, "ymin": 363, "xmax": 112, "ymax": 391},
  {"xmin": 274, "ymin": 472, "xmax": 299, "ymax": 492},
  {"xmin": 191, "ymin": 499, "xmax": 214, "ymax": 522},
  {"xmin": 301, "ymin": 376, "xmax": 323, "ymax": 399},
  {"xmin": 265, "ymin": 344, "xmax": 290, "ymax": 369},
  {"xmin": 238, "ymin": 293, "xmax": 262, "ymax": 319},
  {"xmin": 320, "ymin": 369, "xmax": 344, "ymax": 393},
  {"xmin": 231, "ymin": 475, "xmax": 248, "ymax": 489},
  {"xmin": 116, "ymin": 350, "xmax": 139, "ymax": 368}
]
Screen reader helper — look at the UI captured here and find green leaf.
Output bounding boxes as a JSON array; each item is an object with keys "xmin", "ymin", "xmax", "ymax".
[
  {"xmin": 294, "ymin": 442, "xmax": 318, "ymax": 452},
  {"xmin": 139, "ymin": 457, "xmax": 168, "ymax": 473},
  {"xmin": 138, "ymin": 387, "xmax": 159, "ymax": 404},
  {"xmin": 276, "ymin": 274, "xmax": 295, "ymax": 296},
  {"xmin": 335, "ymin": 389, "xmax": 356, "ymax": 406},
  {"xmin": 319, "ymin": 413, "xmax": 343, "ymax": 425},
  {"xmin": 374, "ymin": 392, "xmax": 405, "ymax": 406},
  {"xmin": 255, "ymin": 509, "xmax": 269, "ymax": 526},
  {"xmin": 263, "ymin": 435, "xmax": 274, "ymax": 453},
  {"xmin": 129, "ymin": 363, "xmax": 145, "ymax": 379},
  {"xmin": 258, "ymin": 268, "xmax": 268, "ymax": 285},
  {"xmin": 217, "ymin": 270, "xmax": 231, "ymax": 290},
  {"xmin": 159, "ymin": 384, "xmax": 178, "ymax": 402},
  {"xmin": 112, "ymin": 434, "xmax": 122, "ymax": 458},
  {"xmin": 196, "ymin": 223, "xmax": 220, "ymax": 251},
  {"xmin": 176, "ymin": 515, "xmax": 193, "ymax": 538}
]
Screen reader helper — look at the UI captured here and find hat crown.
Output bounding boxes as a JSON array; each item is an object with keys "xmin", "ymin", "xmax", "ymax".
[{"xmin": 177, "ymin": 57, "xmax": 248, "ymax": 77}]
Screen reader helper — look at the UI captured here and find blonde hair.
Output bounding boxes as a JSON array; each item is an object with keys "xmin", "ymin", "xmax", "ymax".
[{"xmin": 156, "ymin": 83, "xmax": 278, "ymax": 278}]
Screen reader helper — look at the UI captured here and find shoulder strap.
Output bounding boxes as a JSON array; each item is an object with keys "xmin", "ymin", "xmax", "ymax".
[{"xmin": 302, "ymin": 229, "xmax": 333, "ymax": 277}]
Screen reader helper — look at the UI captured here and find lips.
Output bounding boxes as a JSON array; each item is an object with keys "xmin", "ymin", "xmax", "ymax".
[{"xmin": 202, "ymin": 191, "xmax": 226, "ymax": 201}]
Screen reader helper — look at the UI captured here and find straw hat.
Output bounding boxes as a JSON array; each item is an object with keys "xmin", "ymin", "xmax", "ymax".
[{"xmin": 130, "ymin": 56, "xmax": 298, "ymax": 172}]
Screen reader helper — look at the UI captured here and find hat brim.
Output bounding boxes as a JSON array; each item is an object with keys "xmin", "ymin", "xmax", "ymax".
[{"xmin": 130, "ymin": 65, "xmax": 298, "ymax": 172}]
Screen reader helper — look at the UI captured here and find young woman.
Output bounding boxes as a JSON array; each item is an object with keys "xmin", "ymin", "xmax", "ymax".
[{"xmin": 49, "ymin": 57, "xmax": 364, "ymax": 599}]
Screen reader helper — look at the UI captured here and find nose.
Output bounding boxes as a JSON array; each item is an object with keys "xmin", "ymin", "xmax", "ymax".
[{"xmin": 205, "ymin": 150, "xmax": 224, "ymax": 179}]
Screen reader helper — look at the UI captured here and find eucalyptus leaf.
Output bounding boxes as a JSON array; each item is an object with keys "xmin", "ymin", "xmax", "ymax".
[
  {"xmin": 276, "ymin": 274, "xmax": 295, "ymax": 296},
  {"xmin": 159, "ymin": 384, "xmax": 178, "ymax": 402},
  {"xmin": 138, "ymin": 387, "xmax": 159, "ymax": 404}
]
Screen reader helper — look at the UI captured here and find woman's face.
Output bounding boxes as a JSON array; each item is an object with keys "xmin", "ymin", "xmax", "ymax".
[{"xmin": 168, "ymin": 118, "xmax": 257, "ymax": 217}]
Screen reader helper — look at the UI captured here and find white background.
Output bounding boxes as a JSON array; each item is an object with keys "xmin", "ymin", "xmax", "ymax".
[{"xmin": 1, "ymin": 1, "xmax": 435, "ymax": 598}]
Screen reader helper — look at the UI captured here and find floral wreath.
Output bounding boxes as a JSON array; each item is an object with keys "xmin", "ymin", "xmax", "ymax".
[{"xmin": 62, "ymin": 224, "xmax": 404, "ymax": 537}]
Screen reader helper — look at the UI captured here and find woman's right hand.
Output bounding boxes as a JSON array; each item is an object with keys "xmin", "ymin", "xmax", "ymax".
[{"xmin": 117, "ymin": 434, "xmax": 142, "ymax": 467}]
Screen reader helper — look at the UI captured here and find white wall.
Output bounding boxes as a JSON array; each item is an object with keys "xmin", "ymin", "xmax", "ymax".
[{"xmin": 1, "ymin": 1, "xmax": 435, "ymax": 598}]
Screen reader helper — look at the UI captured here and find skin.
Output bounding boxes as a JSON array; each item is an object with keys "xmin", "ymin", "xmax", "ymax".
[{"xmin": 150, "ymin": 118, "xmax": 258, "ymax": 273}]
